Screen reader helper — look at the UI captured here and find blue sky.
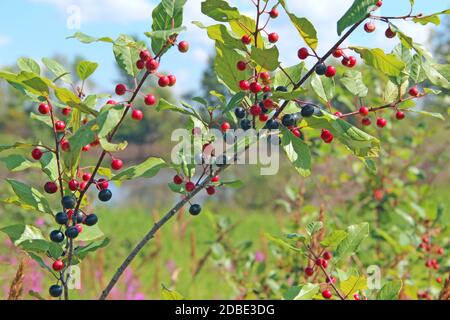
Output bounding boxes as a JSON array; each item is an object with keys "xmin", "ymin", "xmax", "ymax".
[{"xmin": 0, "ymin": 0, "xmax": 449, "ymax": 96}]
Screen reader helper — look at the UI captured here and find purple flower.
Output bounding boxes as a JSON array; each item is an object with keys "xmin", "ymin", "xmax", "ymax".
[{"xmin": 254, "ymin": 251, "xmax": 266, "ymax": 263}]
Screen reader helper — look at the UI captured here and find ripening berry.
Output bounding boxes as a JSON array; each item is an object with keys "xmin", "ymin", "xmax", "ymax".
[
  {"xmin": 326, "ymin": 277, "xmax": 336, "ymax": 284},
  {"xmin": 158, "ymin": 76, "xmax": 170, "ymax": 87},
  {"xmin": 185, "ymin": 182, "xmax": 196, "ymax": 192},
  {"xmin": 111, "ymin": 159, "xmax": 124, "ymax": 171},
  {"xmin": 436, "ymin": 247, "xmax": 444, "ymax": 255},
  {"xmin": 132, "ymin": 109, "xmax": 144, "ymax": 121},
  {"xmin": 377, "ymin": 118, "xmax": 387, "ymax": 128},
  {"xmin": 334, "ymin": 111, "xmax": 344, "ymax": 118},
  {"xmin": 38, "ymin": 103, "xmax": 51, "ymax": 115},
  {"xmin": 259, "ymin": 114, "xmax": 269, "ymax": 122},
  {"xmin": 298, "ymin": 47, "xmax": 309, "ymax": 60},
  {"xmin": 250, "ymin": 82, "xmax": 262, "ymax": 93},
  {"xmin": 359, "ymin": 106, "xmax": 369, "ymax": 116},
  {"xmin": 264, "ymin": 99, "xmax": 274, "ymax": 109},
  {"xmin": 362, "ymin": 118, "xmax": 372, "ymax": 126},
  {"xmin": 376, "ymin": 0, "xmax": 383, "ymax": 7},
  {"xmin": 206, "ymin": 186, "xmax": 216, "ymax": 195},
  {"xmin": 364, "ymin": 22, "xmax": 376, "ymax": 33},
  {"xmin": 260, "ymin": 72, "xmax": 270, "ymax": 81},
  {"xmin": 269, "ymin": 8, "xmax": 279, "ymax": 19},
  {"xmin": 323, "ymin": 251, "xmax": 332, "ymax": 260},
  {"xmin": 60, "ymin": 139, "xmax": 70, "ymax": 152},
  {"xmin": 263, "ymin": 86, "xmax": 271, "ymax": 93},
  {"xmin": 212, "ymin": 176, "xmax": 220, "ymax": 183},
  {"xmin": 385, "ymin": 27, "xmax": 396, "ymax": 39},
  {"xmin": 221, "ymin": 122, "xmax": 231, "ymax": 132},
  {"xmin": 68, "ymin": 179, "xmax": 79, "ymax": 191},
  {"xmin": 80, "ymin": 181, "xmax": 88, "ymax": 191},
  {"xmin": 144, "ymin": 94, "xmax": 156, "ymax": 106},
  {"xmin": 305, "ymin": 267, "xmax": 314, "ymax": 277},
  {"xmin": 82, "ymin": 173, "xmax": 92, "ymax": 182},
  {"xmin": 106, "ymin": 100, "xmax": 117, "ymax": 105},
  {"xmin": 268, "ymin": 32, "xmax": 279, "ymax": 43},
  {"xmin": 321, "ymin": 259, "xmax": 329, "ymax": 268},
  {"xmin": 55, "ymin": 120, "xmax": 66, "ymax": 132},
  {"xmin": 52, "ymin": 260, "xmax": 65, "ymax": 272},
  {"xmin": 250, "ymin": 105, "xmax": 262, "ymax": 116},
  {"xmin": 321, "ymin": 129, "xmax": 334, "ymax": 144},
  {"xmin": 325, "ymin": 66, "xmax": 336, "ymax": 78},
  {"xmin": 178, "ymin": 41, "xmax": 190, "ymax": 53},
  {"xmin": 241, "ymin": 35, "xmax": 252, "ymax": 45},
  {"xmin": 115, "ymin": 84, "xmax": 127, "ymax": 96},
  {"xmin": 136, "ymin": 59, "xmax": 145, "ymax": 70},
  {"xmin": 396, "ymin": 110, "xmax": 405, "ymax": 120},
  {"xmin": 44, "ymin": 182, "xmax": 58, "ymax": 194},
  {"xmin": 315, "ymin": 258, "xmax": 323, "ymax": 266},
  {"xmin": 96, "ymin": 178, "xmax": 109, "ymax": 191},
  {"xmin": 140, "ymin": 50, "xmax": 152, "ymax": 61},
  {"xmin": 146, "ymin": 59, "xmax": 159, "ymax": 72},
  {"xmin": 348, "ymin": 56, "xmax": 357, "ymax": 67},
  {"xmin": 291, "ymin": 128, "xmax": 301, "ymax": 138},
  {"xmin": 354, "ymin": 293, "xmax": 361, "ymax": 300},
  {"xmin": 168, "ymin": 75, "xmax": 177, "ymax": 87},
  {"xmin": 75, "ymin": 224, "xmax": 83, "ymax": 233},
  {"xmin": 62, "ymin": 107, "xmax": 71, "ymax": 116},
  {"xmin": 333, "ymin": 48, "xmax": 344, "ymax": 58},
  {"xmin": 31, "ymin": 148, "xmax": 43, "ymax": 160},
  {"xmin": 237, "ymin": 61, "xmax": 247, "ymax": 71},
  {"xmin": 322, "ymin": 290, "xmax": 332, "ymax": 299},
  {"xmin": 173, "ymin": 175, "xmax": 183, "ymax": 185},
  {"xmin": 239, "ymin": 80, "xmax": 250, "ymax": 91},
  {"xmin": 436, "ymin": 277, "xmax": 442, "ymax": 284},
  {"xmin": 409, "ymin": 86, "xmax": 419, "ymax": 97}
]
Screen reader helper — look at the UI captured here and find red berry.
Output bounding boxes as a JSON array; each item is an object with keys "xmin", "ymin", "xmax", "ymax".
[
  {"xmin": 334, "ymin": 111, "xmax": 344, "ymax": 118},
  {"xmin": 211, "ymin": 176, "xmax": 220, "ymax": 183},
  {"xmin": 385, "ymin": 27, "xmax": 396, "ymax": 39},
  {"xmin": 305, "ymin": 267, "xmax": 314, "ymax": 277},
  {"xmin": 115, "ymin": 84, "xmax": 127, "ymax": 96},
  {"xmin": 52, "ymin": 260, "xmax": 65, "ymax": 272},
  {"xmin": 131, "ymin": 109, "xmax": 144, "ymax": 121},
  {"xmin": 421, "ymin": 235, "xmax": 429, "ymax": 244},
  {"xmin": 106, "ymin": 100, "xmax": 117, "ymax": 105},
  {"xmin": 326, "ymin": 277, "xmax": 336, "ymax": 284},
  {"xmin": 144, "ymin": 94, "xmax": 156, "ymax": 106},
  {"xmin": 268, "ymin": 32, "xmax": 279, "ymax": 43},
  {"xmin": 323, "ymin": 251, "xmax": 332, "ymax": 260},
  {"xmin": 75, "ymin": 224, "xmax": 83, "ymax": 233},
  {"xmin": 96, "ymin": 178, "xmax": 109, "ymax": 190},
  {"xmin": 436, "ymin": 277, "xmax": 442, "ymax": 283},
  {"xmin": 185, "ymin": 182, "xmax": 196, "ymax": 192},
  {"xmin": 173, "ymin": 175, "xmax": 184, "ymax": 185},
  {"xmin": 291, "ymin": 128, "xmax": 301, "ymax": 138},
  {"xmin": 269, "ymin": 8, "xmax": 279, "ymax": 19},
  {"xmin": 263, "ymin": 86, "xmax": 271, "ymax": 93},
  {"xmin": 325, "ymin": 66, "xmax": 336, "ymax": 78},
  {"xmin": 321, "ymin": 129, "xmax": 334, "ymax": 144},
  {"xmin": 259, "ymin": 114, "xmax": 269, "ymax": 122},
  {"xmin": 359, "ymin": 106, "xmax": 369, "ymax": 116},
  {"xmin": 60, "ymin": 139, "xmax": 70, "ymax": 152},
  {"xmin": 241, "ymin": 35, "xmax": 252, "ymax": 45},
  {"xmin": 168, "ymin": 75, "xmax": 177, "ymax": 87},
  {"xmin": 239, "ymin": 80, "xmax": 250, "ymax": 91},
  {"xmin": 354, "ymin": 293, "xmax": 361, "ymax": 300},
  {"xmin": 55, "ymin": 120, "xmax": 66, "ymax": 132},
  {"xmin": 178, "ymin": 41, "xmax": 189, "ymax": 53},
  {"xmin": 62, "ymin": 107, "xmax": 71, "ymax": 116},
  {"xmin": 111, "ymin": 159, "xmax": 123, "ymax": 171},
  {"xmin": 322, "ymin": 290, "xmax": 332, "ymax": 299},
  {"xmin": 250, "ymin": 105, "xmax": 262, "ymax": 116},
  {"xmin": 376, "ymin": 0, "xmax": 383, "ymax": 7},
  {"xmin": 321, "ymin": 259, "xmax": 329, "ymax": 268},
  {"xmin": 250, "ymin": 82, "xmax": 262, "ymax": 93},
  {"xmin": 396, "ymin": 110, "xmax": 405, "ymax": 120},
  {"xmin": 333, "ymin": 48, "xmax": 344, "ymax": 58},
  {"xmin": 90, "ymin": 138, "xmax": 100, "ymax": 147},
  {"xmin": 259, "ymin": 72, "xmax": 270, "ymax": 81},
  {"xmin": 206, "ymin": 186, "xmax": 216, "ymax": 195},
  {"xmin": 264, "ymin": 99, "xmax": 274, "ymax": 109},
  {"xmin": 298, "ymin": 47, "xmax": 309, "ymax": 60},
  {"xmin": 82, "ymin": 173, "xmax": 92, "ymax": 182},
  {"xmin": 436, "ymin": 247, "xmax": 444, "ymax": 255},
  {"xmin": 315, "ymin": 258, "xmax": 323, "ymax": 266},
  {"xmin": 237, "ymin": 61, "xmax": 247, "ymax": 71},
  {"xmin": 158, "ymin": 76, "xmax": 170, "ymax": 87},
  {"xmin": 44, "ymin": 182, "xmax": 58, "ymax": 194},
  {"xmin": 377, "ymin": 118, "xmax": 387, "ymax": 128},
  {"xmin": 136, "ymin": 59, "xmax": 145, "ymax": 70},
  {"xmin": 68, "ymin": 179, "xmax": 79, "ymax": 191},
  {"xmin": 409, "ymin": 86, "xmax": 419, "ymax": 97},
  {"xmin": 348, "ymin": 56, "xmax": 357, "ymax": 67},
  {"xmin": 342, "ymin": 57, "xmax": 350, "ymax": 67},
  {"xmin": 31, "ymin": 148, "xmax": 43, "ymax": 160},
  {"xmin": 140, "ymin": 50, "xmax": 152, "ymax": 61},
  {"xmin": 364, "ymin": 22, "xmax": 376, "ymax": 33},
  {"xmin": 221, "ymin": 122, "xmax": 231, "ymax": 132},
  {"xmin": 38, "ymin": 103, "xmax": 50, "ymax": 115},
  {"xmin": 79, "ymin": 181, "xmax": 88, "ymax": 191},
  {"xmin": 362, "ymin": 118, "xmax": 372, "ymax": 126},
  {"xmin": 146, "ymin": 59, "xmax": 159, "ymax": 72}
]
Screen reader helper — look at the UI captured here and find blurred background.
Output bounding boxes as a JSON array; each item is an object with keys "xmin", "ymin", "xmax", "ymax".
[{"xmin": 0, "ymin": 0, "xmax": 449, "ymax": 300}]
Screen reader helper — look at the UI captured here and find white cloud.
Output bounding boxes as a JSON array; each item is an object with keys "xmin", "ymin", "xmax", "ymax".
[
  {"xmin": 30, "ymin": 0, "xmax": 154, "ymax": 23},
  {"xmin": 0, "ymin": 35, "xmax": 11, "ymax": 46}
]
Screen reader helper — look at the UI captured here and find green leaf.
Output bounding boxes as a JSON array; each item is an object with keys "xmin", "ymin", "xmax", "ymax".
[
  {"xmin": 63, "ymin": 122, "xmax": 96, "ymax": 171},
  {"xmin": 74, "ymin": 238, "xmax": 110, "ymax": 260},
  {"xmin": 0, "ymin": 155, "xmax": 40, "ymax": 172},
  {"xmin": 321, "ymin": 230, "xmax": 348, "ymax": 247},
  {"xmin": 421, "ymin": 59, "xmax": 450, "ymax": 89},
  {"xmin": 161, "ymin": 285, "xmax": 185, "ymax": 300},
  {"xmin": 76, "ymin": 61, "xmax": 98, "ymax": 80},
  {"xmin": 273, "ymin": 63, "xmax": 305, "ymax": 89},
  {"xmin": 408, "ymin": 109, "xmax": 444, "ymax": 120},
  {"xmin": 266, "ymin": 234, "xmax": 303, "ymax": 252},
  {"xmin": 201, "ymin": 0, "xmax": 240, "ymax": 22},
  {"xmin": 306, "ymin": 221, "xmax": 323, "ymax": 236},
  {"xmin": 377, "ymin": 281, "xmax": 403, "ymax": 300},
  {"xmin": 112, "ymin": 157, "xmax": 167, "ymax": 181},
  {"xmin": 113, "ymin": 35, "xmax": 145, "ymax": 77},
  {"xmin": 214, "ymin": 42, "xmax": 250, "ymax": 92},
  {"xmin": 0, "ymin": 142, "xmax": 33, "ymax": 153},
  {"xmin": 193, "ymin": 22, "xmax": 246, "ymax": 52},
  {"xmin": 1, "ymin": 224, "xmax": 45, "ymax": 245},
  {"xmin": 156, "ymin": 98, "xmax": 197, "ymax": 117},
  {"xmin": 350, "ymin": 47, "xmax": 406, "ymax": 77},
  {"xmin": 335, "ymin": 223, "xmax": 369, "ymax": 263},
  {"xmin": 311, "ymin": 73, "xmax": 335, "ymax": 102},
  {"xmin": 412, "ymin": 10, "xmax": 450, "ymax": 26},
  {"xmin": 250, "ymin": 46, "xmax": 280, "ymax": 71},
  {"xmin": 77, "ymin": 225, "xmax": 105, "ymax": 242},
  {"xmin": 67, "ymin": 32, "xmax": 114, "ymax": 44},
  {"xmin": 340, "ymin": 275, "xmax": 368, "ymax": 297},
  {"xmin": 223, "ymin": 92, "xmax": 246, "ymax": 113},
  {"xmin": 221, "ymin": 180, "xmax": 244, "ymax": 188},
  {"xmin": 337, "ymin": 0, "xmax": 377, "ymax": 35},
  {"xmin": 39, "ymin": 152, "xmax": 59, "ymax": 181},
  {"xmin": 280, "ymin": 126, "xmax": 312, "ymax": 177},
  {"xmin": 289, "ymin": 284, "xmax": 320, "ymax": 300},
  {"xmin": 42, "ymin": 58, "xmax": 72, "ymax": 84},
  {"xmin": 54, "ymin": 87, "xmax": 98, "ymax": 116},
  {"xmin": 229, "ymin": 15, "xmax": 263, "ymax": 48},
  {"xmin": 96, "ymin": 105, "xmax": 124, "ymax": 138},
  {"xmin": 5, "ymin": 179, "xmax": 52, "ymax": 214},
  {"xmin": 278, "ymin": 4, "xmax": 318, "ymax": 50},
  {"xmin": 340, "ymin": 71, "xmax": 368, "ymax": 97},
  {"xmin": 17, "ymin": 57, "xmax": 41, "ymax": 74}
]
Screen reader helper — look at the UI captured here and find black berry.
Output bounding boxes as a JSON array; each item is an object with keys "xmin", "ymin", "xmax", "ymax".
[
  {"xmin": 234, "ymin": 107, "xmax": 246, "ymax": 119},
  {"xmin": 84, "ymin": 214, "xmax": 98, "ymax": 226},
  {"xmin": 98, "ymin": 189, "xmax": 113, "ymax": 202},
  {"xmin": 49, "ymin": 285, "xmax": 63, "ymax": 298},
  {"xmin": 73, "ymin": 210, "xmax": 84, "ymax": 224},
  {"xmin": 241, "ymin": 119, "xmax": 252, "ymax": 130},
  {"xmin": 65, "ymin": 226, "xmax": 79, "ymax": 239},
  {"xmin": 301, "ymin": 104, "xmax": 315, "ymax": 118},
  {"xmin": 50, "ymin": 230, "xmax": 65, "ymax": 243},
  {"xmin": 282, "ymin": 114, "xmax": 297, "ymax": 127},
  {"xmin": 315, "ymin": 63, "xmax": 327, "ymax": 75},
  {"xmin": 61, "ymin": 195, "xmax": 76, "ymax": 209},
  {"xmin": 55, "ymin": 212, "xmax": 69, "ymax": 225},
  {"xmin": 265, "ymin": 119, "xmax": 279, "ymax": 130},
  {"xmin": 189, "ymin": 204, "xmax": 202, "ymax": 216}
]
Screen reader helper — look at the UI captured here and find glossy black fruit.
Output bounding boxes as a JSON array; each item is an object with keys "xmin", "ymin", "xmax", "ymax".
[
  {"xmin": 234, "ymin": 107, "xmax": 246, "ymax": 119},
  {"xmin": 315, "ymin": 63, "xmax": 327, "ymax": 75},
  {"xmin": 73, "ymin": 211, "xmax": 84, "ymax": 224},
  {"xmin": 241, "ymin": 119, "xmax": 252, "ymax": 130},
  {"xmin": 282, "ymin": 114, "xmax": 297, "ymax": 127},
  {"xmin": 65, "ymin": 226, "xmax": 79, "ymax": 239},
  {"xmin": 265, "ymin": 119, "xmax": 279, "ymax": 130},
  {"xmin": 301, "ymin": 104, "xmax": 316, "ymax": 118},
  {"xmin": 61, "ymin": 195, "xmax": 76, "ymax": 209},
  {"xmin": 189, "ymin": 204, "xmax": 202, "ymax": 216},
  {"xmin": 98, "ymin": 189, "xmax": 113, "ymax": 202},
  {"xmin": 276, "ymin": 86, "xmax": 288, "ymax": 92},
  {"xmin": 84, "ymin": 214, "xmax": 98, "ymax": 226},
  {"xmin": 50, "ymin": 230, "xmax": 65, "ymax": 243},
  {"xmin": 55, "ymin": 212, "xmax": 68, "ymax": 225},
  {"xmin": 49, "ymin": 285, "xmax": 63, "ymax": 298}
]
